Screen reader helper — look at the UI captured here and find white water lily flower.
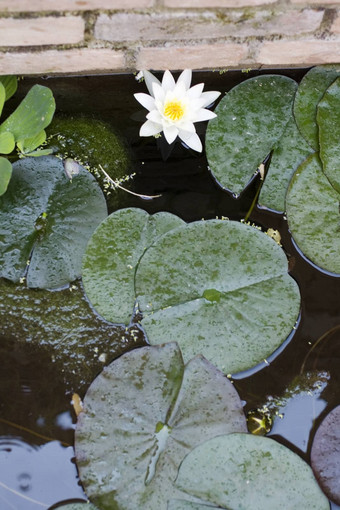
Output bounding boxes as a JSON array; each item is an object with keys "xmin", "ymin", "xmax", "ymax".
[{"xmin": 134, "ymin": 69, "xmax": 221, "ymax": 152}]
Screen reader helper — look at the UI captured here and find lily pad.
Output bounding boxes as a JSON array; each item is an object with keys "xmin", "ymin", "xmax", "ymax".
[
  {"xmin": 75, "ymin": 343, "xmax": 247, "ymax": 510},
  {"xmin": 0, "ymin": 156, "xmax": 12, "ymax": 195},
  {"xmin": 168, "ymin": 501, "xmax": 218, "ymax": 510},
  {"xmin": 0, "ymin": 155, "xmax": 107, "ymax": 288},
  {"xmin": 82, "ymin": 208, "xmax": 185, "ymax": 324},
  {"xmin": 206, "ymin": 75, "xmax": 297, "ymax": 195},
  {"xmin": 286, "ymin": 153, "xmax": 340, "ymax": 274},
  {"xmin": 259, "ymin": 116, "xmax": 313, "ymax": 212},
  {"xmin": 175, "ymin": 434, "xmax": 330, "ymax": 510},
  {"xmin": 136, "ymin": 219, "xmax": 300, "ymax": 374},
  {"xmin": 0, "ymin": 278, "xmax": 144, "ymax": 392},
  {"xmin": 311, "ymin": 405, "xmax": 340, "ymax": 505},
  {"xmin": 317, "ymin": 77, "xmax": 340, "ymax": 193},
  {"xmin": 293, "ymin": 65, "xmax": 340, "ymax": 150},
  {"xmin": 49, "ymin": 503, "xmax": 98, "ymax": 510}
]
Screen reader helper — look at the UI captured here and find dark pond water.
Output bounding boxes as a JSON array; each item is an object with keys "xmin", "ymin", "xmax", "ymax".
[{"xmin": 0, "ymin": 69, "xmax": 339, "ymax": 509}]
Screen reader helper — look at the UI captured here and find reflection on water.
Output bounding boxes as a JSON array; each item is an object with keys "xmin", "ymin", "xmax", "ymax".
[{"xmin": 0, "ymin": 70, "xmax": 339, "ymax": 509}]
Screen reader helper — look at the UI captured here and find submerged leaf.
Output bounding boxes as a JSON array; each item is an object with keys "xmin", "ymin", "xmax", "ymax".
[
  {"xmin": 311, "ymin": 405, "xmax": 340, "ymax": 505},
  {"xmin": 206, "ymin": 75, "xmax": 297, "ymax": 194},
  {"xmin": 286, "ymin": 153, "xmax": 340, "ymax": 274},
  {"xmin": 75, "ymin": 343, "xmax": 246, "ymax": 510},
  {"xmin": 317, "ymin": 77, "xmax": 340, "ymax": 194},
  {"xmin": 82, "ymin": 208, "xmax": 185, "ymax": 324},
  {"xmin": 0, "ymin": 156, "xmax": 107, "ymax": 288},
  {"xmin": 175, "ymin": 434, "xmax": 329, "ymax": 509},
  {"xmin": 136, "ymin": 219, "xmax": 300, "ymax": 374},
  {"xmin": 294, "ymin": 65, "xmax": 340, "ymax": 150}
]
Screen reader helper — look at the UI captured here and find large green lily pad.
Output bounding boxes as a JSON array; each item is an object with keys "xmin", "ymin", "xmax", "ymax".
[
  {"xmin": 293, "ymin": 65, "xmax": 340, "ymax": 150},
  {"xmin": 286, "ymin": 153, "xmax": 340, "ymax": 274},
  {"xmin": 175, "ymin": 434, "xmax": 330, "ymax": 509},
  {"xmin": 317, "ymin": 77, "xmax": 340, "ymax": 194},
  {"xmin": 82, "ymin": 208, "xmax": 185, "ymax": 324},
  {"xmin": 136, "ymin": 219, "xmax": 300, "ymax": 374},
  {"xmin": 206, "ymin": 75, "xmax": 297, "ymax": 195},
  {"xmin": 0, "ymin": 278, "xmax": 144, "ymax": 392},
  {"xmin": 311, "ymin": 405, "xmax": 340, "ymax": 505},
  {"xmin": 259, "ymin": 117, "xmax": 313, "ymax": 212},
  {"xmin": 0, "ymin": 156, "xmax": 107, "ymax": 289},
  {"xmin": 75, "ymin": 343, "xmax": 247, "ymax": 510}
]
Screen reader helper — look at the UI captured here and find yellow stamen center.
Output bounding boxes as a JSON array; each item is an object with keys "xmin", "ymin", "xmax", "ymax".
[{"xmin": 163, "ymin": 101, "xmax": 185, "ymax": 122}]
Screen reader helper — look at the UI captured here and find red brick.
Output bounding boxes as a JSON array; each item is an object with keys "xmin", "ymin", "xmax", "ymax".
[
  {"xmin": 0, "ymin": 48, "xmax": 125, "ymax": 74},
  {"xmin": 164, "ymin": 0, "xmax": 276, "ymax": 6},
  {"xmin": 0, "ymin": 16, "xmax": 84, "ymax": 46},
  {"xmin": 136, "ymin": 43, "xmax": 249, "ymax": 70},
  {"xmin": 0, "ymin": 0, "xmax": 154, "ymax": 12},
  {"xmin": 257, "ymin": 39, "xmax": 340, "ymax": 66}
]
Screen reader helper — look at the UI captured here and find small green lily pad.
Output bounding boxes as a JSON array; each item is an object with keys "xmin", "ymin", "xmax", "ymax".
[
  {"xmin": 82, "ymin": 208, "xmax": 185, "ymax": 324},
  {"xmin": 311, "ymin": 405, "xmax": 340, "ymax": 505},
  {"xmin": 136, "ymin": 219, "xmax": 300, "ymax": 374},
  {"xmin": 75, "ymin": 343, "xmax": 246, "ymax": 510},
  {"xmin": 206, "ymin": 75, "xmax": 297, "ymax": 195},
  {"xmin": 259, "ymin": 117, "xmax": 313, "ymax": 212},
  {"xmin": 294, "ymin": 65, "xmax": 340, "ymax": 150},
  {"xmin": 175, "ymin": 434, "xmax": 330, "ymax": 509},
  {"xmin": 0, "ymin": 156, "xmax": 107, "ymax": 288},
  {"xmin": 317, "ymin": 77, "xmax": 340, "ymax": 194},
  {"xmin": 286, "ymin": 153, "xmax": 340, "ymax": 274}
]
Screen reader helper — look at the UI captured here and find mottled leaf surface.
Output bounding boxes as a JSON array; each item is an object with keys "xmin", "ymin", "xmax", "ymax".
[
  {"xmin": 137, "ymin": 219, "xmax": 300, "ymax": 374},
  {"xmin": 286, "ymin": 153, "xmax": 340, "ymax": 274},
  {"xmin": 176, "ymin": 434, "xmax": 330, "ymax": 510},
  {"xmin": 75, "ymin": 343, "xmax": 246, "ymax": 510},
  {"xmin": 206, "ymin": 75, "xmax": 297, "ymax": 194},
  {"xmin": 317, "ymin": 77, "xmax": 340, "ymax": 193},
  {"xmin": 82, "ymin": 208, "xmax": 185, "ymax": 324},
  {"xmin": 294, "ymin": 65, "xmax": 340, "ymax": 150},
  {"xmin": 0, "ymin": 156, "xmax": 107, "ymax": 288},
  {"xmin": 311, "ymin": 405, "xmax": 340, "ymax": 505},
  {"xmin": 259, "ymin": 117, "xmax": 313, "ymax": 212}
]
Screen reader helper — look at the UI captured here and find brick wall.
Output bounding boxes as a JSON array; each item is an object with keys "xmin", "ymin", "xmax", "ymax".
[{"xmin": 0, "ymin": 0, "xmax": 339, "ymax": 75}]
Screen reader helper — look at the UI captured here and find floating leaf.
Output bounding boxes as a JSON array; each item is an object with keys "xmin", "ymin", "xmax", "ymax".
[
  {"xmin": 311, "ymin": 405, "xmax": 340, "ymax": 505},
  {"xmin": 136, "ymin": 219, "xmax": 300, "ymax": 374},
  {"xmin": 0, "ymin": 278, "xmax": 143, "ymax": 392},
  {"xmin": 168, "ymin": 501, "xmax": 218, "ymax": 510},
  {"xmin": 82, "ymin": 208, "xmax": 185, "ymax": 324},
  {"xmin": 0, "ymin": 81, "xmax": 5, "ymax": 117},
  {"xmin": 17, "ymin": 129, "xmax": 47, "ymax": 155},
  {"xmin": 49, "ymin": 502, "xmax": 98, "ymax": 510},
  {"xmin": 259, "ymin": 117, "xmax": 313, "ymax": 212},
  {"xmin": 317, "ymin": 77, "xmax": 340, "ymax": 194},
  {"xmin": 0, "ymin": 156, "xmax": 107, "ymax": 288},
  {"xmin": 0, "ymin": 130, "xmax": 15, "ymax": 154},
  {"xmin": 0, "ymin": 75, "xmax": 18, "ymax": 101},
  {"xmin": 293, "ymin": 65, "xmax": 340, "ymax": 150},
  {"xmin": 206, "ymin": 75, "xmax": 297, "ymax": 195},
  {"xmin": 176, "ymin": 434, "xmax": 329, "ymax": 509},
  {"xmin": 75, "ymin": 343, "xmax": 247, "ymax": 510},
  {"xmin": 286, "ymin": 153, "xmax": 340, "ymax": 274},
  {"xmin": 0, "ymin": 84, "xmax": 55, "ymax": 143},
  {"xmin": 0, "ymin": 156, "xmax": 12, "ymax": 195}
]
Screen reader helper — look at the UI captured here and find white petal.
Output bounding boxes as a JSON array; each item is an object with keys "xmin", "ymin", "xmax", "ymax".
[
  {"xmin": 152, "ymin": 82, "xmax": 165, "ymax": 102},
  {"xmin": 143, "ymin": 70, "xmax": 161, "ymax": 97},
  {"xmin": 187, "ymin": 83, "xmax": 204, "ymax": 99},
  {"xmin": 162, "ymin": 70, "xmax": 176, "ymax": 92},
  {"xmin": 200, "ymin": 90, "xmax": 221, "ymax": 108},
  {"xmin": 193, "ymin": 108, "xmax": 217, "ymax": 122},
  {"xmin": 177, "ymin": 69, "xmax": 192, "ymax": 90},
  {"xmin": 134, "ymin": 92, "xmax": 155, "ymax": 111},
  {"xmin": 179, "ymin": 132, "xmax": 202, "ymax": 152},
  {"xmin": 163, "ymin": 125, "xmax": 179, "ymax": 144},
  {"xmin": 178, "ymin": 121, "xmax": 196, "ymax": 134},
  {"xmin": 140, "ymin": 120, "xmax": 162, "ymax": 137},
  {"xmin": 146, "ymin": 109, "xmax": 163, "ymax": 123}
]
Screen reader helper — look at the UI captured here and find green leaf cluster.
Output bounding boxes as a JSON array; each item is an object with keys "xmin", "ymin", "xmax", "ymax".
[{"xmin": 0, "ymin": 75, "xmax": 56, "ymax": 196}]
